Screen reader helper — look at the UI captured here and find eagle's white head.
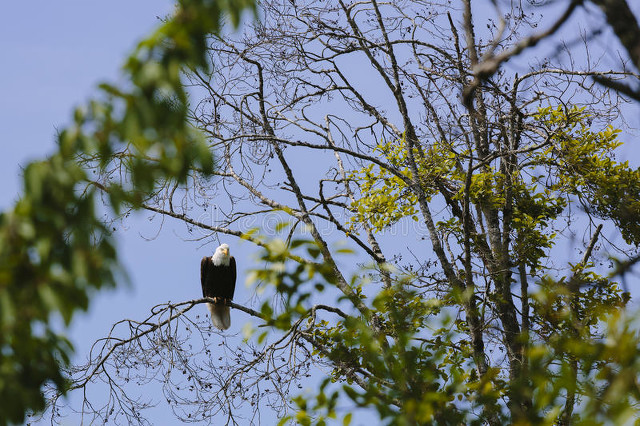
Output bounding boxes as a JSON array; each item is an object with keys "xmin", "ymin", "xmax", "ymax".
[{"xmin": 212, "ymin": 243, "xmax": 231, "ymax": 266}]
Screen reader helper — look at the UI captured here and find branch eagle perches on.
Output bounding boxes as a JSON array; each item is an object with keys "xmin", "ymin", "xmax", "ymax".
[{"xmin": 47, "ymin": 298, "xmax": 353, "ymax": 425}]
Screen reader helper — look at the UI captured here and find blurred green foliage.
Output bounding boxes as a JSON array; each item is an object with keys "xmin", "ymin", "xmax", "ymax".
[
  {"xmin": 256, "ymin": 244, "xmax": 640, "ymax": 425},
  {"xmin": 0, "ymin": 1, "xmax": 254, "ymax": 424}
]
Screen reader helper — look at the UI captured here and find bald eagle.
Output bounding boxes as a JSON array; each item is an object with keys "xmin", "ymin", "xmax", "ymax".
[{"xmin": 200, "ymin": 243, "xmax": 236, "ymax": 330}]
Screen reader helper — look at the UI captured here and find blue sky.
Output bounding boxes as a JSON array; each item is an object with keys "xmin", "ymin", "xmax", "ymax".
[{"xmin": 1, "ymin": 1, "xmax": 172, "ymax": 204}]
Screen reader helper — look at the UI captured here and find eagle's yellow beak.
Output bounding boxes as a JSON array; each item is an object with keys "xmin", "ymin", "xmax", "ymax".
[{"xmin": 223, "ymin": 248, "xmax": 229, "ymax": 256}]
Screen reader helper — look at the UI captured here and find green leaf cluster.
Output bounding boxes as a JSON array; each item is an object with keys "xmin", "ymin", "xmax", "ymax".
[
  {"xmin": 348, "ymin": 134, "xmax": 568, "ymax": 270},
  {"xmin": 534, "ymin": 105, "xmax": 640, "ymax": 245},
  {"xmin": 348, "ymin": 137, "xmax": 458, "ymax": 232},
  {"xmin": 348, "ymin": 140, "xmax": 419, "ymax": 232}
]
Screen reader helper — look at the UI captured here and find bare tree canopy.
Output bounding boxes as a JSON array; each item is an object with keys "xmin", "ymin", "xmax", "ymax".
[{"xmin": 37, "ymin": 0, "xmax": 640, "ymax": 425}]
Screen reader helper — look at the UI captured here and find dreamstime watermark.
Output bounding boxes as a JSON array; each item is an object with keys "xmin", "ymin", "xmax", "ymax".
[{"xmin": 193, "ymin": 209, "xmax": 431, "ymax": 239}]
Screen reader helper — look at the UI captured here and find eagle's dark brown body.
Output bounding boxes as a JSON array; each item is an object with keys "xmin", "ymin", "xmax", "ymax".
[
  {"xmin": 200, "ymin": 256, "xmax": 236, "ymax": 301},
  {"xmin": 200, "ymin": 245, "xmax": 236, "ymax": 330}
]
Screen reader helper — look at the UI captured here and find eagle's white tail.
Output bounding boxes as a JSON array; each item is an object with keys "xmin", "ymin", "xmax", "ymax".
[{"xmin": 208, "ymin": 303, "xmax": 231, "ymax": 330}]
